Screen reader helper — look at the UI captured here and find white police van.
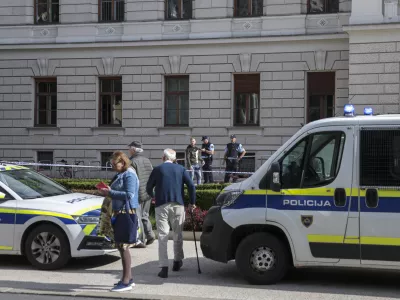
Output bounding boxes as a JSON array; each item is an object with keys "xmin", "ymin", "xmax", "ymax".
[
  {"xmin": 201, "ymin": 105, "xmax": 400, "ymax": 284},
  {"xmin": 0, "ymin": 163, "xmax": 115, "ymax": 270}
]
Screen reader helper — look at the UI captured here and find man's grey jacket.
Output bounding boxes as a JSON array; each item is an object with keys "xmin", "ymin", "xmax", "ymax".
[{"xmin": 130, "ymin": 153, "xmax": 153, "ymax": 203}]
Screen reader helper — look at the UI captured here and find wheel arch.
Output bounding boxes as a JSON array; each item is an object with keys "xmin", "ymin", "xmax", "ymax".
[
  {"xmin": 20, "ymin": 220, "xmax": 71, "ymax": 257},
  {"xmin": 230, "ymin": 223, "xmax": 295, "ymax": 266}
]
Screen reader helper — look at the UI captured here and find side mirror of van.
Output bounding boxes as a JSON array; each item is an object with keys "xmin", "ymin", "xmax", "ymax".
[{"xmin": 268, "ymin": 162, "xmax": 281, "ymax": 192}]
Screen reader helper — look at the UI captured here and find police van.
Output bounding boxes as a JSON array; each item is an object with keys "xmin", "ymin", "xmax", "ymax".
[
  {"xmin": 201, "ymin": 105, "xmax": 400, "ymax": 285},
  {"xmin": 0, "ymin": 163, "xmax": 115, "ymax": 270}
]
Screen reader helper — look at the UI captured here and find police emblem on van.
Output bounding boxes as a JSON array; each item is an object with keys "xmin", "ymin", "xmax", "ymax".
[{"xmin": 301, "ymin": 215, "xmax": 313, "ymax": 228}]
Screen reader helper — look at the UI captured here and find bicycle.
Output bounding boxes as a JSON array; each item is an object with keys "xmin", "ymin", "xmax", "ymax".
[{"xmin": 58, "ymin": 160, "xmax": 84, "ymax": 179}]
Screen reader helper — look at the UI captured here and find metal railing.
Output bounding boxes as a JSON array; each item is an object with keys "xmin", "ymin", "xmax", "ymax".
[{"xmin": 1, "ymin": 153, "xmax": 272, "ymax": 181}]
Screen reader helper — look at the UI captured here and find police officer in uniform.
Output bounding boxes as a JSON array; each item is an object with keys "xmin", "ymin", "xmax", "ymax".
[
  {"xmin": 224, "ymin": 134, "xmax": 246, "ymax": 183},
  {"xmin": 200, "ymin": 136, "xmax": 215, "ymax": 184}
]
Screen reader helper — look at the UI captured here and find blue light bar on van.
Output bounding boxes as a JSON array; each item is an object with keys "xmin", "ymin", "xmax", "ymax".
[
  {"xmin": 344, "ymin": 104, "xmax": 355, "ymax": 117},
  {"xmin": 364, "ymin": 107, "xmax": 373, "ymax": 116}
]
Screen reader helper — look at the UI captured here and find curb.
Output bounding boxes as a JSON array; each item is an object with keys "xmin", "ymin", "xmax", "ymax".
[
  {"xmin": 0, "ymin": 288, "xmax": 222, "ymax": 300},
  {"xmin": 154, "ymin": 230, "xmax": 201, "ymax": 241}
]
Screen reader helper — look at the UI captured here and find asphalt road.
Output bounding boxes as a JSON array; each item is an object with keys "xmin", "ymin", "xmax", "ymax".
[{"xmin": 1, "ymin": 241, "xmax": 400, "ymax": 300}]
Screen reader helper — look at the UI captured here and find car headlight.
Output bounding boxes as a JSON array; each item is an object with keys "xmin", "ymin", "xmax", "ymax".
[
  {"xmin": 74, "ymin": 216, "xmax": 100, "ymax": 224},
  {"xmin": 215, "ymin": 190, "xmax": 244, "ymax": 208}
]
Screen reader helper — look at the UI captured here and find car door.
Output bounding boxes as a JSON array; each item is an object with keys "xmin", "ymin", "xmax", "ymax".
[
  {"xmin": 359, "ymin": 127, "xmax": 400, "ymax": 266},
  {"xmin": 0, "ymin": 185, "xmax": 16, "ymax": 251},
  {"xmin": 266, "ymin": 126, "xmax": 359, "ymax": 264}
]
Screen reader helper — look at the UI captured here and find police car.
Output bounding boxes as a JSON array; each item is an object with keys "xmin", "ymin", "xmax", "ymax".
[
  {"xmin": 201, "ymin": 105, "xmax": 400, "ymax": 285},
  {"xmin": 0, "ymin": 163, "xmax": 114, "ymax": 270}
]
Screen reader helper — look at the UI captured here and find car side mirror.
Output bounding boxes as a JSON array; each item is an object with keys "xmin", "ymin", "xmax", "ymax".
[{"xmin": 267, "ymin": 162, "xmax": 281, "ymax": 192}]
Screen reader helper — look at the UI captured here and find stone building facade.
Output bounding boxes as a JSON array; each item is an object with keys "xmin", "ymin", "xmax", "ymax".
[{"xmin": 0, "ymin": 0, "xmax": 398, "ymax": 173}]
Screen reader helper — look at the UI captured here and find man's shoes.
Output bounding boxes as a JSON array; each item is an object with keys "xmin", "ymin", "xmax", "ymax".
[
  {"xmin": 172, "ymin": 260, "xmax": 183, "ymax": 272},
  {"xmin": 146, "ymin": 237, "xmax": 155, "ymax": 246},
  {"xmin": 158, "ymin": 267, "xmax": 168, "ymax": 278}
]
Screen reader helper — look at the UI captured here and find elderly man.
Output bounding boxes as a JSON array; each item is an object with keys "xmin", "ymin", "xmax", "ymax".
[
  {"xmin": 128, "ymin": 141, "xmax": 156, "ymax": 247},
  {"xmin": 146, "ymin": 148, "xmax": 196, "ymax": 278}
]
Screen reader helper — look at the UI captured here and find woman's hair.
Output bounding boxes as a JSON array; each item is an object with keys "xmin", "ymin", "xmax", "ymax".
[{"xmin": 111, "ymin": 151, "xmax": 131, "ymax": 172}]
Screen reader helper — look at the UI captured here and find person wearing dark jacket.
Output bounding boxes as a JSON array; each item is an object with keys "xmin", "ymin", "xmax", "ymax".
[
  {"xmin": 200, "ymin": 136, "xmax": 215, "ymax": 184},
  {"xmin": 129, "ymin": 141, "xmax": 156, "ymax": 247},
  {"xmin": 185, "ymin": 137, "xmax": 204, "ymax": 185},
  {"xmin": 224, "ymin": 134, "xmax": 246, "ymax": 183},
  {"xmin": 146, "ymin": 148, "xmax": 196, "ymax": 279}
]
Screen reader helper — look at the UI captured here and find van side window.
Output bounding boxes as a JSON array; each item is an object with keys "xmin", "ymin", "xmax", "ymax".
[
  {"xmin": 0, "ymin": 187, "xmax": 14, "ymax": 201},
  {"xmin": 360, "ymin": 129, "xmax": 400, "ymax": 186},
  {"xmin": 303, "ymin": 132, "xmax": 345, "ymax": 187},
  {"xmin": 281, "ymin": 139, "xmax": 308, "ymax": 189},
  {"xmin": 279, "ymin": 131, "xmax": 345, "ymax": 189}
]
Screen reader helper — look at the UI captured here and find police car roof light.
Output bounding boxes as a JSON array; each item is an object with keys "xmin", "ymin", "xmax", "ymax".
[
  {"xmin": 344, "ymin": 104, "xmax": 355, "ymax": 117},
  {"xmin": 364, "ymin": 107, "xmax": 373, "ymax": 116}
]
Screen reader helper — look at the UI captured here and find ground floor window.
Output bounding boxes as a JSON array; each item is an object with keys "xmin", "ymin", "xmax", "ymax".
[{"xmin": 37, "ymin": 151, "xmax": 54, "ymax": 170}]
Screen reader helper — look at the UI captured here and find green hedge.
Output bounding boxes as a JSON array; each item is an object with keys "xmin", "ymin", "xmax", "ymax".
[
  {"xmin": 56, "ymin": 178, "xmax": 229, "ymax": 192},
  {"xmin": 71, "ymin": 188, "xmax": 221, "ymax": 211}
]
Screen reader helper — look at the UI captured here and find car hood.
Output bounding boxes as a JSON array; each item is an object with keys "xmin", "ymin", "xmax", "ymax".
[{"xmin": 17, "ymin": 193, "xmax": 104, "ymax": 216}]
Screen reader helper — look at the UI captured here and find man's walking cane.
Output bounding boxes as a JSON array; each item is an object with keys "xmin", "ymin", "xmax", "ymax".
[{"xmin": 189, "ymin": 208, "xmax": 202, "ymax": 274}]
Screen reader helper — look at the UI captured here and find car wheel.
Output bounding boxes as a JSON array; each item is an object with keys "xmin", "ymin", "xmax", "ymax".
[
  {"xmin": 235, "ymin": 232, "xmax": 289, "ymax": 285},
  {"xmin": 25, "ymin": 224, "xmax": 71, "ymax": 270}
]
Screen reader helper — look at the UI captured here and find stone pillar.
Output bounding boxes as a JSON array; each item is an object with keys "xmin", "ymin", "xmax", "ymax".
[{"xmin": 349, "ymin": 0, "xmax": 383, "ymax": 24}]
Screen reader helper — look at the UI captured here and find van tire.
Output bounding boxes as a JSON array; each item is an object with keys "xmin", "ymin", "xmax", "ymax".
[
  {"xmin": 235, "ymin": 232, "xmax": 289, "ymax": 285},
  {"xmin": 25, "ymin": 224, "xmax": 71, "ymax": 270}
]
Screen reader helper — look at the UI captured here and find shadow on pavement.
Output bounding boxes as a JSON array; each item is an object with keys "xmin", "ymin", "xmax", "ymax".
[
  {"xmin": 2, "ymin": 255, "xmax": 400, "ymax": 298},
  {"xmin": 0, "ymin": 254, "xmax": 120, "ymax": 270}
]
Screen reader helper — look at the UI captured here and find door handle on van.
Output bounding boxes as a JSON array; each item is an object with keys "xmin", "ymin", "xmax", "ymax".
[
  {"xmin": 365, "ymin": 189, "xmax": 378, "ymax": 208},
  {"xmin": 334, "ymin": 188, "xmax": 346, "ymax": 207}
]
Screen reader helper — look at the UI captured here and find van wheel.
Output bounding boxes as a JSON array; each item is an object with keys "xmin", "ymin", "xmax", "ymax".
[
  {"xmin": 235, "ymin": 232, "xmax": 289, "ymax": 285},
  {"xmin": 25, "ymin": 224, "xmax": 70, "ymax": 270}
]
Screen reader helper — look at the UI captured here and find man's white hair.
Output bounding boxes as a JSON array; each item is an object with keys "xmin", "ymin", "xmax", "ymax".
[{"xmin": 163, "ymin": 148, "xmax": 176, "ymax": 161}]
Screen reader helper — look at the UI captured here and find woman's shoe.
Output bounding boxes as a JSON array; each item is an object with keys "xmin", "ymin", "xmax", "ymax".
[
  {"xmin": 114, "ymin": 279, "xmax": 135, "ymax": 286},
  {"xmin": 111, "ymin": 282, "xmax": 133, "ymax": 292}
]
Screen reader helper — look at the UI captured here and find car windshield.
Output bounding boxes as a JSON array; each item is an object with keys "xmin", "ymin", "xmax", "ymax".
[{"xmin": 0, "ymin": 169, "xmax": 71, "ymax": 200}]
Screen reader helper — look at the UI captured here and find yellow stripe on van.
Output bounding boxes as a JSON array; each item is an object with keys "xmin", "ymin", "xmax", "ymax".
[
  {"xmin": 244, "ymin": 190, "xmax": 267, "ymax": 195},
  {"xmin": 308, "ymin": 235, "xmax": 400, "ymax": 246},
  {"xmin": 360, "ymin": 237, "xmax": 400, "ymax": 246},
  {"xmin": 0, "ymin": 246, "xmax": 13, "ymax": 250},
  {"xmin": 308, "ymin": 235, "xmax": 344, "ymax": 244}
]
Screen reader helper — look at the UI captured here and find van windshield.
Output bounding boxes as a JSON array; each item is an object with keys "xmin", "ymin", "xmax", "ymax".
[{"xmin": 0, "ymin": 169, "xmax": 71, "ymax": 200}]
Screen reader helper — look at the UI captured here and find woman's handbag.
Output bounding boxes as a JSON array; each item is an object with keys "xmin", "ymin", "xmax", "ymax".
[{"xmin": 112, "ymin": 199, "xmax": 139, "ymax": 244}]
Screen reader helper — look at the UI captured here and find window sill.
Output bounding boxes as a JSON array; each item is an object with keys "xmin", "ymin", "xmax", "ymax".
[
  {"xmin": 27, "ymin": 127, "xmax": 60, "ymax": 135},
  {"xmin": 91, "ymin": 127, "xmax": 125, "ymax": 135},
  {"xmin": 158, "ymin": 127, "xmax": 192, "ymax": 135}
]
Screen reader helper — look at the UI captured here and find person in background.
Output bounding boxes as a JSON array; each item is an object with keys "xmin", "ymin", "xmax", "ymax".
[
  {"xmin": 99, "ymin": 151, "xmax": 139, "ymax": 292},
  {"xmin": 146, "ymin": 149, "xmax": 196, "ymax": 279},
  {"xmin": 128, "ymin": 141, "xmax": 156, "ymax": 247},
  {"xmin": 185, "ymin": 137, "xmax": 204, "ymax": 186},
  {"xmin": 200, "ymin": 136, "xmax": 215, "ymax": 184},
  {"xmin": 224, "ymin": 134, "xmax": 246, "ymax": 183}
]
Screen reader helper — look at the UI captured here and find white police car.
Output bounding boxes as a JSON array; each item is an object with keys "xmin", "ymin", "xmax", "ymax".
[
  {"xmin": 201, "ymin": 106, "xmax": 400, "ymax": 284},
  {"xmin": 0, "ymin": 163, "xmax": 115, "ymax": 270}
]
